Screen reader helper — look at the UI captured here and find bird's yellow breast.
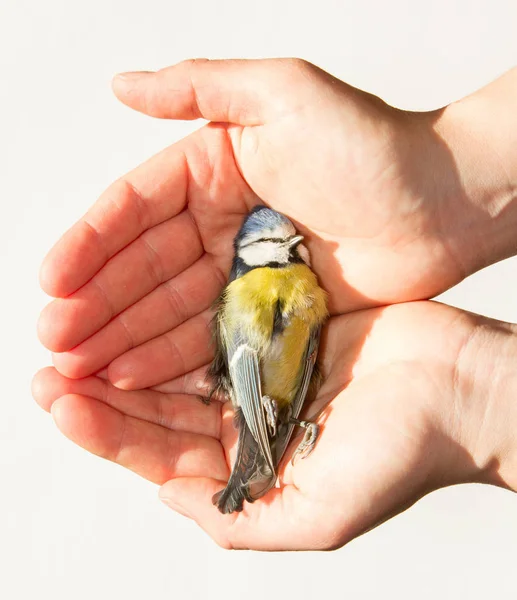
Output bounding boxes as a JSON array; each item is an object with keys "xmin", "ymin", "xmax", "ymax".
[{"xmin": 221, "ymin": 264, "xmax": 327, "ymax": 406}]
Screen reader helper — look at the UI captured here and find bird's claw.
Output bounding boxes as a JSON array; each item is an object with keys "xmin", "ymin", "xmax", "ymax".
[
  {"xmin": 261, "ymin": 395, "xmax": 278, "ymax": 437},
  {"xmin": 291, "ymin": 421, "xmax": 319, "ymax": 464}
]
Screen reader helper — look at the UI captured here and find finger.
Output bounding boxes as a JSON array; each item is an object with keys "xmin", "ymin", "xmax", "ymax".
[
  {"xmin": 32, "ymin": 367, "xmax": 221, "ymax": 438},
  {"xmin": 50, "ymin": 394, "xmax": 228, "ymax": 485},
  {"xmin": 40, "ymin": 138, "xmax": 190, "ymax": 299},
  {"xmin": 108, "ymin": 311, "xmax": 213, "ymax": 389},
  {"xmin": 52, "ymin": 254, "xmax": 223, "ymax": 378},
  {"xmin": 151, "ymin": 365, "xmax": 211, "ymax": 396},
  {"xmin": 158, "ymin": 478, "xmax": 325, "ymax": 550},
  {"xmin": 151, "ymin": 367, "xmax": 228, "ymax": 405},
  {"xmin": 112, "ymin": 58, "xmax": 318, "ymax": 125},
  {"xmin": 159, "ymin": 477, "xmax": 236, "ymax": 545},
  {"xmin": 39, "ymin": 211, "xmax": 202, "ymax": 353}
]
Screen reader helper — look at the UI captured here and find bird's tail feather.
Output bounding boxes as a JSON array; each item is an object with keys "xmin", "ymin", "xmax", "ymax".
[{"xmin": 212, "ymin": 410, "xmax": 276, "ymax": 514}]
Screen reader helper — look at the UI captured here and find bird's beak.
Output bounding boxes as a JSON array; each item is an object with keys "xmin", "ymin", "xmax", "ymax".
[{"xmin": 288, "ymin": 235, "xmax": 304, "ymax": 248}]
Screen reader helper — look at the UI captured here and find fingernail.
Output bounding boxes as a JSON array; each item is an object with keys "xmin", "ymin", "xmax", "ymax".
[
  {"xmin": 114, "ymin": 71, "xmax": 153, "ymax": 81},
  {"xmin": 159, "ymin": 495, "xmax": 193, "ymax": 519}
]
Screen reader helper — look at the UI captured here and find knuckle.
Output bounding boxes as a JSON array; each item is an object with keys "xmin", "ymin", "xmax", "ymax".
[
  {"xmin": 287, "ymin": 57, "xmax": 311, "ymax": 71},
  {"xmin": 177, "ymin": 58, "xmax": 210, "ymax": 71},
  {"xmin": 213, "ymin": 532, "xmax": 235, "ymax": 550},
  {"xmin": 284, "ymin": 57, "xmax": 318, "ymax": 79}
]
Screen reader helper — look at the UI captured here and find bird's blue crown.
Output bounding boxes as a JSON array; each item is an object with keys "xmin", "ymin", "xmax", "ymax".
[{"xmin": 235, "ymin": 206, "xmax": 294, "ymax": 247}]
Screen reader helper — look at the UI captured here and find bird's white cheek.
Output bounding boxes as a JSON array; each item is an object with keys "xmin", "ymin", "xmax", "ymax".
[{"xmin": 239, "ymin": 242, "xmax": 289, "ymax": 266}]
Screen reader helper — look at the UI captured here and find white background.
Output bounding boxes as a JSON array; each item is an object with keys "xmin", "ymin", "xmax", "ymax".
[{"xmin": 2, "ymin": 0, "xmax": 517, "ymax": 598}]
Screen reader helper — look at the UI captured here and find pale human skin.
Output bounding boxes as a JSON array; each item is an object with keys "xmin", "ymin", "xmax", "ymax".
[{"xmin": 33, "ymin": 60, "xmax": 517, "ymax": 550}]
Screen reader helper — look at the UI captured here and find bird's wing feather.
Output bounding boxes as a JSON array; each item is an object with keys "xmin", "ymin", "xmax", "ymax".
[
  {"xmin": 226, "ymin": 337, "xmax": 275, "ymax": 474},
  {"xmin": 275, "ymin": 326, "xmax": 321, "ymax": 462}
]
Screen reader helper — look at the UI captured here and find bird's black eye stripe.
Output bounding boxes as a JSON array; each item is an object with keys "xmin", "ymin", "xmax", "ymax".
[
  {"xmin": 240, "ymin": 237, "xmax": 284, "ymax": 248},
  {"xmin": 258, "ymin": 237, "xmax": 284, "ymax": 243}
]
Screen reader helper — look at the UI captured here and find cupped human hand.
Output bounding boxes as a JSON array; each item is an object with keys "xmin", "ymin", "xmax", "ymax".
[
  {"xmin": 38, "ymin": 58, "xmax": 484, "ymax": 384},
  {"xmin": 33, "ymin": 301, "xmax": 503, "ymax": 550},
  {"xmin": 109, "ymin": 58, "xmax": 475, "ymax": 309}
]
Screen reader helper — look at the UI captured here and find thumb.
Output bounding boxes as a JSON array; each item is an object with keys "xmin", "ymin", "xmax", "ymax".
[{"xmin": 112, "ymin": 58, "xmax": 319, "ymax": 126}]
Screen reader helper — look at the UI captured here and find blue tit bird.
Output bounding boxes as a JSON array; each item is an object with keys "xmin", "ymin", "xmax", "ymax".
[{"xmin": 209, "ymin": 206, "xmax": 328, "ymax": 514}]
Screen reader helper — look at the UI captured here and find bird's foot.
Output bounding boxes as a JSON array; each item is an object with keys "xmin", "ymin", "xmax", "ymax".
[
  {"xmin": 289, "ymin": 418, "xmax": 319, "ymax": 464},
  {"xmin": 261, "ymin": 395, "xmax": 278, "ymax": 437}
]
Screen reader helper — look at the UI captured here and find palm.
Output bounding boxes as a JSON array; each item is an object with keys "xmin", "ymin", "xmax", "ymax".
[{"xmin": 34, "ymin": 301, "xmax": 472, "ymax": 549}]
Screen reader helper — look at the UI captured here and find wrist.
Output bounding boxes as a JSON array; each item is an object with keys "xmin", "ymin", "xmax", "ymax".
[
  {"xmin": 433, "ymin": 69, "xmax": 517, "ymax": 274},
  {"xmin": 475, "ymin": 320, "xmax": 517, "ymax": 491},
  {"xmin": 442, "ymin": 315, "xmax": 517, "ymax": 491}
]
